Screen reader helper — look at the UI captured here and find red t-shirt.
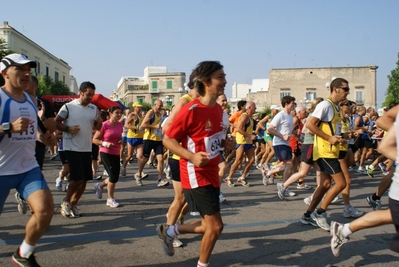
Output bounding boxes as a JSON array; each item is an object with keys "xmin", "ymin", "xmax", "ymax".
[{"xmin": 166, "ymin": 99, "xmax": 223, "ymax": 189}]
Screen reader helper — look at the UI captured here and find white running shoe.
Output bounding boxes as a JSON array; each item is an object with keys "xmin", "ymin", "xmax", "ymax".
[
  {"xmin": 120, "ymin": 167, "xmax": 126, "ymax": 177},
  {"xmin": 304, "ymin": 195, "xmax": 313, "ymax": 205},
  {"xmin": 343, "ymin": 206, "xmax": 365, "ymax": 218},
  {"xmin": 157, "ymin": 178, "xmax": 169, "ymax": 187},
  {"xmin": 15, "ymin": 192, "xmax": 27, "ymax": 215},
  {"xmin": 107, "ymin": 198, "xmax": 120, "ymax": 208},
  {"xmin": 55, "ymin": 177, "xmax": 63, "ymax": 191},
  {"xmin": 94, "ymin": 183, "xmax": 103, "ymax": 199},
  {"xmin": 219, "ymin": 192, "xmax": 226, "ymax": 203}
]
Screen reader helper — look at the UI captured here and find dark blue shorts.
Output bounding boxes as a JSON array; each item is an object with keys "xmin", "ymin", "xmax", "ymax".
[
  {"xmin": 273, "ymin": 145, "xmax": 293, "ymax": 161},
  {"xmin": 127, "ymin": 138, "xmax": 143, "ymax": 147}
]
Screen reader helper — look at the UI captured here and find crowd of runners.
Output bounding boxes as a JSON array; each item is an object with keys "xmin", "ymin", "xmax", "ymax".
[{"xmin": 1, "ymin": 53, "xmax": 399, "ymax": 266}]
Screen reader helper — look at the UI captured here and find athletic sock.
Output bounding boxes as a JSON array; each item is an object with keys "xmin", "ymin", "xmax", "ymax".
[
  {"xmin": 317, "ymin": 208, "xmax": 326, "ymax": 215},
  {"xmin": 372, "ymin": 193, "xmax": 381, "ymax": 201},
  {"xmin": 197, "ymin": 260, "xmax": 209, "ymax": 267},
  {"xmin": 166, "ymin": 224, "xmax": 180, "ymax": 238},
  {"xmin": 304, "ymin": 211, "xmax": 312, "ymax": 217},
  {"xmin": 19, "ymin": 240, "xmax": 35, "ymax": 258},
  {"xmin": 341, "ymin": 223, "xmax": 353, "ymax": 238}
]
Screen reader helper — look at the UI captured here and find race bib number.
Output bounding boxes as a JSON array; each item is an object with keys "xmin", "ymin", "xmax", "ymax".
[
  {"xmin": 335, "ymin": 123, "xmax": 342, "ymax": 136},
  {"xmin": 154, "ymin": 128, "xmax": 162, "ymax": 136},
  {"xmin": 204, "ymin": 132, "xmax": 222, "ymax": 159},
  {"xmin": 10, "ymin": 117, "xmax": 36, "ymax": 143}
]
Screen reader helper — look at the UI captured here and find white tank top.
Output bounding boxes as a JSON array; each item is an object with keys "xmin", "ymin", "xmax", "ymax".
[{"xmin": 0, "ymin": 88, "xmax": 39, "ymax": 175}]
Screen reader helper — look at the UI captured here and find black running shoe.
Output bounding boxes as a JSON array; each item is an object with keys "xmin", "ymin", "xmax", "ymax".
[{"xmin": 11, "ymin": 249, "xmax": 41, "ymax": 267}]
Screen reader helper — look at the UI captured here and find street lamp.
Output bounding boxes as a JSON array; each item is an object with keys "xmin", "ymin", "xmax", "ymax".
[
  {"xmin": 184, "ymin": 82, "xmax": 190, "ymax": 93},
  {"xmin": 178, "ymin": 87, "xmax": 183, "ymax": 95}
]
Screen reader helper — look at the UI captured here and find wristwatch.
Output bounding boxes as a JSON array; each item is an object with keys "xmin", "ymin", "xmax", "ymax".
[{"xmin": 2, "ymin": 122, "xmax": 11, "ymax": 137}]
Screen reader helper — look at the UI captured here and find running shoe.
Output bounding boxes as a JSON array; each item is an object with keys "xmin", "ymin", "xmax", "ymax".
[
  {"xmin": 141, "ymin": 172, "xmax": 149, "ymax": 179},
  {"xmin": 300, "ymin": 214, "xmax": 318, "ymax": 227},
  {"xmin": 223, "ymin": 178, "xmax": 235, "ymax": 187},
  {"xmin": 365, "ymin": 165, "xmax": 374, "ymax": 178},
  {"xmin": 156, "ymin": 224, "xmax": 175, "ymax": 256},
  {"xmin": 94, "ymin": 183, "xmax": 103, "ymax": 199},
  {"xmin": 15, "ymin": 192, "xmax": 27, "ymax": 215},
  {"xmin": 55, "ymin": 177, "xmax": 63, "ymax": 191},
  {"xmin": 70, "ymin": 206, "xmax": 82, "ymax": 217},
  {"xmin": 157, "ymin": 178, "xmax": 169, "ymax": 187},
  {"xmin": 356, "ymin": 167, "xmax": 367, "ymax": 175},
  {"xmin": 296, "ymin": 183, "xmax": 313, "ymax": 190},
  {"xmin": 262, "ymin": 170, "xmax": 268, "ymax": 186},
  {"xmin": 49, "ymin": 153, "xmax": 58, "ymax": 160},
  {"xmin": 366, "ymin": 195, "xmax": 381, "ymax": 210},
  {"xmin": 330, "ymin": 221, "xmax": 349, "ymax": 257},
  {"xmin": 64, "ymin": 182, "xmax": 69, "ymax": 192},
  {"xmin": 135, "ymin": 173, "xmax": 143, "ymax": 186},
  {"xmin": 237, "ymin": 177, "xmax": 250, "ymax": 187},
  {"xmin": 120, "ymin": 159, "xmax": 123, "ymax": 166},
  {"xmin": 173, "ymin": 237, "xmax": 183, "ymax": 248},
  {"xmin": 120, "ymin": 167, "xmax": 126, "ymax": 177},
  {"xmin": 93, "ymin": 173, "xmax": 102, "ymax": 180},
  {"xmin": 107, "ymin": 198, "xmax": 120, "ymax": 208},
  {"xmin": 311, "ymin": 210, "xmax": 330, "ymax": 231},
  {"xmin": 343, "ymin": 206, "xmax": 365, "ymax": 218},
  {"xmin": 277, "ymin": 183, "xmax": 286, "ymax": 200},
  {"xmin": 60, "ymin": 201, "xmax": 71, "ymax": 217},
  {"xmin": 303, "ymin": 195, "xmax": 313, "ymax": 205},
  {"xmin": 11, "ymin": 249, "xmax": 41, "ymax": 267},
  {"xmin": 103, "ymin": 170, "xmax": 109, "ymax": 177},
  {"xmin": 219, "ymin": 192, "xmax": 227, "ymax": 203},
  {"xmin": 284, "ymin": 189, "xmax": 296, "ymax": 197},
  {"xmin": 164, "ymin": 166, "xmax": 172, "ymax": 179}
]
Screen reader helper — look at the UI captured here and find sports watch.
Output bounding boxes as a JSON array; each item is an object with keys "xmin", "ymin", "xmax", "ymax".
[{"xmin": 2, "ymin": 122, "xmax": 11, "ymax": 137}]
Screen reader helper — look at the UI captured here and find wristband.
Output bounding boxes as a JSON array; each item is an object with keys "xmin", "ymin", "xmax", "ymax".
[{"xmin": 102, "ymin": 141, "xmax": 109, "ymax": 147}]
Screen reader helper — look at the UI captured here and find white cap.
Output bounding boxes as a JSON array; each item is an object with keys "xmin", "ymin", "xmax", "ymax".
[
  {"xmin": 270, "ymin": 105, "xmax": 280, "ymax": 110},
  {"xmin": 1, "ymin": 53, "xmax": 37, "ymax": 71}
]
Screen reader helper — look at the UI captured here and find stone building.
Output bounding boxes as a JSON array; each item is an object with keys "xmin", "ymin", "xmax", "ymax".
[
  {"xmin": 231, "ymin": 65, "xmax": 377, "ymax": 112},
  {"xmin": 0, "ymin": 21, "xmax": 72, "ymax": 88},
  {"xmin": 110, "ymin": 66, "xmax": 187, "ymax": 108}
]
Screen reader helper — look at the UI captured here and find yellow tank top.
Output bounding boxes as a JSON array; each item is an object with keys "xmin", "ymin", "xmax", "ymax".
[
  {"xmin": 143, "ymin": 109, "xmax": 162, "ymax": 141},
  {"xmin": 171, "ymin": 94, "xmax": 194, "ymax": 160},
  {"xmin": 235, "ymin": 113, "xmax": 253, "ymax": 145},
  {"xmin": 127, "ymin": 114, "xmax": 144, "ymax": 138},
  {"xmin": 338, "ymin": 119, "xmax": 350, "ymax": 151},
  {"xmin": 313, "ymin": 99, "xmax": 342, "ymax": 160}
]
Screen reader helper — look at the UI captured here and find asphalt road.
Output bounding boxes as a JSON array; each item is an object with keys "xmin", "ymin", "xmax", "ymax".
[{"xmin": 1, "ymin": 155, "xmax": 398, "ymax": 267}]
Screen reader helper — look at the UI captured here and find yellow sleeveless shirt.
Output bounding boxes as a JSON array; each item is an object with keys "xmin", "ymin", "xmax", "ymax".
[
  {"xmin": 127, "ymin": 114, "xmax": 144, "ymax": 139},
  {"xmin": 313, "ymin": 99, "xmax": 342, "ymax": 160},
  {"xmin": 143, "ymin": 109, "xmax": 162, "ymax": 141},
  {"xmin": 235, "ymin": 112, "xmax": 253, "ymax": 145}
]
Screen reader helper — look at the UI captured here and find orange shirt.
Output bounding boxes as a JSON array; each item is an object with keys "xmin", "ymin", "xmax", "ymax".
[{"xmin": 229, "ymin": 111, "xmax": 242, "ymax": 137}]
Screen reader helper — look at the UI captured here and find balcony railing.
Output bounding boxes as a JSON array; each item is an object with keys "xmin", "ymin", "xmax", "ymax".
[{"xmin": 149, "ymin": 88, "xmax": 159, "ymax": 94}]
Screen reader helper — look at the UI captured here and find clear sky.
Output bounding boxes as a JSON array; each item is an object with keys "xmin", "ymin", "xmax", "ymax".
[{"xmin": 1, "ymin": 0, "xmax": 398, "ymax": 107}]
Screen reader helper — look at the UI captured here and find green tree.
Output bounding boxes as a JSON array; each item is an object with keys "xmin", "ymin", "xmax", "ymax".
[
  {"xmin": 0, "ymin": 38, "xmax": 14, "ymax": 59},
  {"xmin": 141, "ymin": 102, "xmax": 152, "ymax": 112},
  {"xmin": 383, "ymin": 52, "xmax": 399, "ymax": 107},
  {"xmin": 37, "ymin": 75, "xmax": 73, "ymax": 97}
]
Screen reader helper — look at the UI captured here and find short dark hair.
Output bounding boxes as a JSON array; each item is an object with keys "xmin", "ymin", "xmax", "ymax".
[
  {"xmin": 108, "ymin": 105, "xmax": 121, "ymax": 114},
  {"xmin": 191, "ymin": 61, "xmax": 224, "ymax": 96},
  {"xmin": 330, "ymin": 78, "xmax": 349, "ymax": 93},
  {"xmin": 281, "ymin": 96, "xmax": 295, "ymax": 107},
  {"xmin": 79, "ymin": 81, "xmax": 96, "ymax": 92},
  {"xmin": 237, "ymin": 100, "xmax": 247, "ymax": 110}
]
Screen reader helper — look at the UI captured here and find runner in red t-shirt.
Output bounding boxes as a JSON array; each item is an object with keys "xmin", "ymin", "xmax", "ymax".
[{"xmin": 157, "ymin": 61, "xmax": 226, "ymax": 267}]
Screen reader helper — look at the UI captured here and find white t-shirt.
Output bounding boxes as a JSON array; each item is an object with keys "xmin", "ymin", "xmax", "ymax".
[
  {"xmin": 311, "ymin": 100, "xmax": 341, "ymax": 136},
  {"xmin": 57, "ymin": 99, "xmax": 97, "ymax": 152},
  {"xmin": 270, "ymin": 110, "xmax": 293, "ymax": 146},
  {"xmin": 220, "ymin": 112, "xmax": 230, "ymax": 151},
  {"xmin": 0, "ymin": 89, "xmax": 39, "ymax": 175}
]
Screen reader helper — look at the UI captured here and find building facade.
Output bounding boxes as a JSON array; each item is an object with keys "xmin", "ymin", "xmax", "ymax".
[
  {"xmin": 110, "ymin": 66, "xmax": 187, "ymax": 108},
  {"xmin": 230, "ymin": 66, "xmax": 377, "ymax": 112},
  {"xmin": 0, "ymin": 21, "xmax": 71, "ymax": 87}
]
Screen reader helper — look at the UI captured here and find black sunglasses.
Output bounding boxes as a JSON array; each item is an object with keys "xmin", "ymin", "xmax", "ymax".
[{"xmin": 339, "ymin": 87, "xmax": 350, "ymax": 92}]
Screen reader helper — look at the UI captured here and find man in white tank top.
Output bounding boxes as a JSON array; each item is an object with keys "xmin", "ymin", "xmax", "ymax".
[{"xmin": 0, "ymin": 53, "xmax": 54, "ymax": 266}]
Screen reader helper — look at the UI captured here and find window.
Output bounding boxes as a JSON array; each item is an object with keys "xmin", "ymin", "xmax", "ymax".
[
  {"xmin": 137, "ymin": 97, "xmax": 144, "ymax": 104},
  {"xmin": 152, "ymin": 98, "xmax": 157, "ymax": 105},
  {"xmin": 355, "ymin": 90, "xmax": 364, "ymax": 105},
  {"xmin": 305, "ymin": 92, "xmax": 317, "ymax": 101},
  {"xmin": 55, "ymin": 71, "xmax": 59, "ymax": 82},
  {"xmin": 166, "ymin": 80, "xmax": 173, "ymax": 89},
  {"xmin": 46, "ymin": 66, "xmax": 49, "ymax": 77},
  {"xmin": 152, "ymin": 81, "xmax": 158, "ymax": 89},
  {"xmin": 280, "ymin": 92, "xmax": 291, "ymax": 99},
  {"xmin": 63, "ymin": 75, "xmax": 65, "ymax": 84},
  {"xmin": 35, "ymin": 61, "xmax": 40, "ymax": 76}
]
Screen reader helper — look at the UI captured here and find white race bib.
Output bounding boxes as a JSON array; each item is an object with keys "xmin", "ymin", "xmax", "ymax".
[{"xmin": 204, "ymin": 132, "xmax": 222, "ymax": 159}]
